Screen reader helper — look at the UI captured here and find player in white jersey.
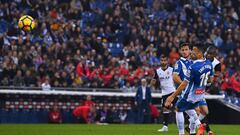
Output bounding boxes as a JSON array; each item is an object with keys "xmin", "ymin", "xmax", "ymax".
[
  {"xmin": 197, "ymin": 46, "xmax": 220, "ymax": 135},
  {"xmin": 206, "ymin": 46, "xmax": 221, "ymax": 74},
  {"xmin": 156, "ymin": 54, "xmax": 177, "ymax": 132}
]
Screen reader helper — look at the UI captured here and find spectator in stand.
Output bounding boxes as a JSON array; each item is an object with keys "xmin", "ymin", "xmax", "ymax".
[
  {"xmin": 221, "ymin": 71, "xmax": 233, "ymax": 98},
  {"xmin": 1, "ymin": 77, "xmax": 10, "ymax": 86},
  {"xmin": 96, "ymin": 105, "xmax": 111, "ymax": 124},
  {"xmin": 41, "ymin": 78, "xmax": 51, "ymax": 91},
  {"xmin": 230, "ymin": 69, "xmax": 240, "ymax": 104},
  {"xmin": 119, "ymin": 107, "xmax": 128, "ymax": 123},
  {"xmin": 24, "ymin": 70, "xmax": 37, "ymax": 87},
  {"xmin": 12, "ymin": 70, "xmax": 25, "ymax": 86},
  {"xmin": 107, "ymin": 106, "xmax": 121, "ymax": 123},
  {"xmin": 76, "ymin": 60, "xmax": 88, "ymax": 82},
  {"xmin": 169, "ymin": 47, "xmax": 180, "ymax": 66}
]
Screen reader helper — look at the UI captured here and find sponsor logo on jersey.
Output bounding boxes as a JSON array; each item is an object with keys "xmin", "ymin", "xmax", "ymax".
[{"xmin": 195, "ymin": 89, "xmax": 205, "ymax": 95}]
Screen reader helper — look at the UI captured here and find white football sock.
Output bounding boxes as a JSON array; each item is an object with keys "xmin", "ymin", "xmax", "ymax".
[
  {"xmin": 185, "ymin": 109, "xmax": 200, "ymax": 134},
  {"xmin": 176, "ymin": 112, "xmax": 185, "ymax": 135}
]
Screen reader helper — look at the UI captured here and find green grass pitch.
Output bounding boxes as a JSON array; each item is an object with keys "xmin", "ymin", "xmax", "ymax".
[{"xmin": 0, "ymin": 124, "xmax": 239, "ymax": 135}]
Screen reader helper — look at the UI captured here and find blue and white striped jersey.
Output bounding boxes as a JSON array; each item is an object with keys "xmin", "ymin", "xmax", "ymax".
[
  {"xmin": 173, "ymin": 57, "xmax": 193, "ymax": 81},
  {"xmin": 183, "ymin": 59, "xmax": 214, "ymax": 103}
]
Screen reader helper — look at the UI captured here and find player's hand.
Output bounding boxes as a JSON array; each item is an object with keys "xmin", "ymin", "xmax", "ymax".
[{"xmin": 165, "ymin": 95, "xmax": 174, "ymax": 108}]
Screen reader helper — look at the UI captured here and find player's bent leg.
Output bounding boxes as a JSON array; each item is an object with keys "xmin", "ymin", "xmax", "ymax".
[
  {"xmin": 199, "ymin": 103, "xmax": 213, "ymax": 135},
  {"xmin": 198, "ymin": 100, "xmax": 209, "ymax": 121},
  {"xmin": 190, "ymin": 106, "xmax": 200, "ymax": 134},
  {"xmin": 197, "ymin": 103, "xmax": 213, "ymax": 135},
  {"xmin": 195, "ymin": 106, "xmax": 201, "ymax": 115},
  {"xmin": 199, "ymin": 105, "xmax": 209, "ymax": 118},
  {"xmin": 197, "ymin": 105, "xmax": 207, "ymax": 135},
  {"xmin": 199, "ymin": 105, "xmax": 213, "ymax": 135},
  {"xmin": 185, "ymin": 109, "xmax": 201, "ymax": 135}
]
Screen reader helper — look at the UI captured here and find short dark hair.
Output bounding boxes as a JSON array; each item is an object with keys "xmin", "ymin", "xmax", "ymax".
[
  {"xmin": 206, "ymin": 45, "xmax": 217, "ymax": 55},
  {"xmin": 194, "ymin": 42, "xmax": 206, "ymax": 53},
  {"xmin": 179, "ymin": 41, "xmax": 191, "ymax": 49},
  {"xmin": 160, "ymin": 54, "xmax": 168, "ymax": 59}
]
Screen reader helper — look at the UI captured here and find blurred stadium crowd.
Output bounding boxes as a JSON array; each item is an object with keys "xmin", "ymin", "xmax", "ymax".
[{"xmin": 0, "ymin": 0, "xmax": 239, "ymax": 98}]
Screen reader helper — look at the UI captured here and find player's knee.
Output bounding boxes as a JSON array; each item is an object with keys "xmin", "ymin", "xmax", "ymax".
[
  {"xmin": 202, "ymin": 110, "xmax": 209, "ymax": 115},
  {"xmin": 175, "ymin": 107, "xmax": 180, "ymax": 112},
  {"xmin": 195, "ymin": 107, "xmax": 200, "ymax": 114},
  {"xmin": 204, "ymin": 107, "xmax": 209, "ymax": 115},
  {"xmin": 189, "ymin": 115, "xmax": 197, "ymax": 123},
  {"xmin": 163, "ymin": 107, "xmax": 170, "ymax": 112},
  {"xmin": 200, "ymin": 106, "xmax": 209, "ymax": 115},
  {"xmin": 186, "ymin": 110, "xmax": 198, "ymax": 121}
]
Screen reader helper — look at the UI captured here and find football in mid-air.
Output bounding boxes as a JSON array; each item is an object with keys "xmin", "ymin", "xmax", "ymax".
[{"xmin": 18, "ymin": 15, "xmax": 36, "ymax": 32}]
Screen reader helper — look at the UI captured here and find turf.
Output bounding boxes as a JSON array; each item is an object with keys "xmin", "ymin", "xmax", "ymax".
[{"xmin": 0, "ymin": 124, "xmax": 239, "ymax": 135}]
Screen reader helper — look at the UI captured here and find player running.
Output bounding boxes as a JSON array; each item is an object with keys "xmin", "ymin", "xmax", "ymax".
[{"xmin": 165, "ymin": 43, "xmax": 214, "ymax": 135}]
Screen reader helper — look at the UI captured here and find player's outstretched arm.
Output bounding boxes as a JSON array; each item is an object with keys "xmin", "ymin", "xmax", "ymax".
[
  {"xmin": 165, "ymin": 80, "xmax": 188, "ymax": 108},
  {"xmin": 172, "ymin": 80, "xmax": 188, "ymax": 98},
  {"xmin": 173, "ymin": 73, "xmax": 183, "ymax": 85}
]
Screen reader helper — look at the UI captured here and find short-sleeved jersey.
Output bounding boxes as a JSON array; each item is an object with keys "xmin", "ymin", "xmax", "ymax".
[
  {"xmin": 211, "ymin": 57, "xmax": 221, "ymax": 72},
  {"xmin": 156, "ymin": 66, "xmax": 175, "ymax": 96},
  {"xmin": 173, "ymin": 57, "xmax": 193, "ymax": 81},
  {"xmin": 183, "ymin": 59, "xmax": 214, "ymax": 103}
]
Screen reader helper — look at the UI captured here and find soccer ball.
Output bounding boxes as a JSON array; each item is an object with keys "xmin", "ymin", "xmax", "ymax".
[{"xmin": 18, "ymin": 15, "xmax": 36, "ymax": 32}]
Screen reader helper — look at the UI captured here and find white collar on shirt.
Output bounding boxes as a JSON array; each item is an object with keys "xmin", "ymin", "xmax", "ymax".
[
  {"xmin": 193, "ymin": 58, "xmax": 206, "ymax": 63},
  {"xmin": 180, "ymin": 57, "xmax": 188, "ymax": 61}
]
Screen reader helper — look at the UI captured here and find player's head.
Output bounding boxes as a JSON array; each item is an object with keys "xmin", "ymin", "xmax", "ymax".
[
  {"xmin": 160, "ymin": 54, "xmax": 168, "ymax": 67},
  {"xmin": 205, "ymin": 45, "xmax": 217, "ymax": 61},
  {"xmin": 86, "ymin": 95, "xmax": 92, "ymax": 101},
  {"xmin": 179, "ymin": 42, "xmax": 191, "ymax": 58},
  {"xmin": 53, "ymin": 106, "xmax": 58, "ymax": 111},
  {"xmin": 191, "ymin": 43, "xmax": 205, "ymax": 60}
]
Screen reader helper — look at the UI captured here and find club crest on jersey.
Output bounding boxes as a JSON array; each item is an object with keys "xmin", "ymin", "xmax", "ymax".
[
  {"xmin": 186, "ymin": 69, "xmax": 190, "ymax": 78},
  {"xmin": 174, "ymin": 63, "xmax": 178, "ymax": 69}
]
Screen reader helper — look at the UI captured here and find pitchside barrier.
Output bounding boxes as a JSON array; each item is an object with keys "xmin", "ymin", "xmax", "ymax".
[
  {"xmin": 0, "ymin": 89, "xmax": 225, "ymax": 99},
  {"xmin": 0, "ymin": 88, "xmax": 225, "ymax": 123}
]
